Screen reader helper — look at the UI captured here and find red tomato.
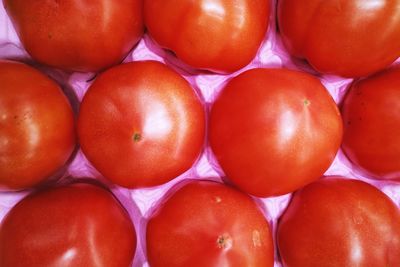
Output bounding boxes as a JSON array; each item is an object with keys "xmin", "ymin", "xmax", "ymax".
[
  {"xmin": 342, "ymin": 66, "xmax": 400, "ymax": 180},
  {"xmin": 210, "ymin": 68, "xmax": 342, "ymax": 197},
  {"xmin": 144, "ymin": 0, "xmax": 270, "ymax": 73},
  {"xmin": 146, "ymin": 180, "xmax": 274, "ymax": 267},
  {"xmin": 78, "ymin": 61, "xmax": 205, "ymax": 188},
  {"xmin": 0, "ymin": 60, "xmax": 75, "ymax": 190},
  {"xmin": 0, "ymin": 181, "xmax": 136, "ymax": 267},
  {"xmin": 278, "ymin": 0, "xmax": 400, "ymax": 78},
  {"xmin": 277, "ymin": 177, "xmax": 400, "ymax": 267},
  {"xmin": 3, "ymin": 0, "xmax": 143, "ymax": 72}
]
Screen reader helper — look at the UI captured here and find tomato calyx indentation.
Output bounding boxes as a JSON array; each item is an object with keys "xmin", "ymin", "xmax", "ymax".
[
  {"xmin": 132, "ymin": 132, "xmax": 141, "ymax": 142},
  {"xmin": 303, "ymin": 99, "xmax": 310, "ymax": 106},
  {"xmin": 217, "ymin": 234, "xmax": 233, "ymax": 250}
]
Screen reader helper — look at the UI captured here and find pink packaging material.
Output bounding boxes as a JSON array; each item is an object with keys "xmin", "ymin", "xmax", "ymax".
[{"xmin": 1, "ymin": 1, "xmax": 400, "ymax": 266}]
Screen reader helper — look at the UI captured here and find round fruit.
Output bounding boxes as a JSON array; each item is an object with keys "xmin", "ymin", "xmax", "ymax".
[
  {"xmin": 342, "ymin": 66, "xmax": 400, "ymax": 180},
  {"xmin": 3, "ymin": 0, "xmax": 144, "ymax": 72},
  {"xmin": 144, "ymin": 0, "xmax": 270, "ymax": 73},
  {"xmin": 146, "ymin": 180, "xmax": 274, "ymax": 267},
  {"xmin": 277, "ymin": 177, "xmax": 400, "ymax": 267},
  {"xmin": 0, "ymin": 181, "xmax": 136, "ymax": 267},
  {"xmin": 78, "ymin": 61, "xmax": 205, "ymax": 188},
  {"xmin": 278, "ymin": 0, "xmax": 400, "ymax": 77},
  {"xmin": 0, "ymin": 60, "xmax": 75, "ymax": 190},
  {"xmin": 210, "ymin": 68, "xmax": 342, "ymax": 197}
]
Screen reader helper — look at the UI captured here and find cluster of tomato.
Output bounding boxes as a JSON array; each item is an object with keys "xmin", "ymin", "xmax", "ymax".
[{"xmin": 1, "ymin": 1, "xmax": 400, "ymax": 267}]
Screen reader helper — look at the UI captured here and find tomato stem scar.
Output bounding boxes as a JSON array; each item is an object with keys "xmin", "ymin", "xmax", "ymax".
[
  {"xmin": 217, "ymin": 234, "xmax": 233, "ymax": 249},
  {"xmin": 133, "ymin": 133, "xmax": 141, "ymax": 142},
  {"xmin": 303, "ymin": 99, "xmax": 310, "ymax": 106}
]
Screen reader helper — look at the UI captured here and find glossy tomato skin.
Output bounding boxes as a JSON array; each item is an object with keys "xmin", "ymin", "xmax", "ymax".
[
  {"xmin": 78, "ymin": 61, "xmax": 205, "ymax": 188},
  {"xmin": 210, "ymin": 68, "xmax": 342, "ymax": 197},
  {"xmin": 278, "ymin": 0, "xmax": 400, "ymax": 78},
  {"xmin": 146, "ymin": 180, "xmax": 274, "ymax": 267},
  {"xmin": 0, "ymin": 60, "xmax": 75, "ymax": 190},
  {"xmin": 0, "ymin": 182, "xmax": 136, "ymax": 267},
  {"xmin": 144, "ymin": 0, "xmax": 270, "ymax": 73},
  {"xmin": 342, "ymin": 67, "xmax": 400, "ymax": 180},
  {"xmin": 3, "ymin": 0, "xmax": 143, "ymax": 72},
  {"xmin": 277, "ymin": 177, "xmax": 400, "ymax": 267}
]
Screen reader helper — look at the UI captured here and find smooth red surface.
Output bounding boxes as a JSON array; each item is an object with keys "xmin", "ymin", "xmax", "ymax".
[
  {"xmin": 210, "ymin": 68, "xmax": 342, "ymax": 197},
  {"xmin": 0, "ymin": 60, "xmax": 75, "ymax": 190},
  {"xmin": 3, "ymin": 0, "xmax": 143, "ymax": 72},
  {"xmin": 146, "ymin": 180, "xmax": 274, "ymax": 267},
  {"xmin": 78, "ymin": 61, "xmax": 205, "ymax": 188},
  {"xmin": 278, "ymin": 0, "xmax": 400, "ymax": 78},
  {"xmin": 277, "ymin": 177, "xmax": 400, "ymax": 267},
  {"xmin": 342, "ymin": 66, "xmax": 400, "ymax": 180},
  {"xmin": 144, "ymin": 0, "xmax": 270, "ymax": 73},
  {"xmin": 0, "ymin": 182, "xmax": 136, "ymax": 267}
]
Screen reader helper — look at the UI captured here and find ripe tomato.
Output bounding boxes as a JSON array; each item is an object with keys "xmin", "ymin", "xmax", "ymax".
[
  {"xmin": 341, "ymin": 66, "xmax": 400, "ymax": 180},
  {"xmin": 277, "ymin": 177, "xmax": 400, "ymax": 267},
  {"xmin": 210, "ymin": 68, "xmax": 342, "ymax": 197},
  {"xmin": 3, "ymin": 0, "xmax": 143, "ymax": 72},
  {"xmin": 146, "ymin": 180, "xmax": 274, "ymax": 267},
  {"xmin": 0, "ymin": 181, "xmax": 136, "ymax": 267},
  {"xmin": 78, "ymin": 61, "xmax": 205, "ymax": 188},
  {"xmin": 144, "ymin": 0, "xmax": 270, "ymax": 73},
  {"xmin": 277, "ymin": 0, "xmax": 400, "ymax": 78},
  {"xmin": 0, "ymin": 60, "xmax": 75, "ymax": 190}
]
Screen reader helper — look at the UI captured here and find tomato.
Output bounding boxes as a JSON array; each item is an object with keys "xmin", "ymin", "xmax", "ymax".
[
  {"xmin": 341, "ymin": 66, "xmax": 400, "ymax": 180},
  {"xmin": 3, "ymin": 0, "xmax": 143, "ymax": 72},
  {"xmin": 277, "ymin": 0, "xmax": 400, "ymax": 78},
  {"xmin": 146, "ymin": 180, "xmax": 274, "ymax": 267},
  {"xmin": 0, "ymin": 181, "xmax": 136, "ymax": 267},
  {"xmin": 144, "ymin": 0, "xmax": 270, "ymax": 73},
  {"xmin": 277, "ymin": 177, "xmax": 400, "ymax": 267},
  {"xmin": 78, "ymin": 61, "xmax": 205, "ymax": 188},
  {"xmin": 209, "ymin": 68, "xmax": 342, "ymax": 197},
  {"xmin": 0, "ymin": 60, "xmax": 75, "ymax": 190}
]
